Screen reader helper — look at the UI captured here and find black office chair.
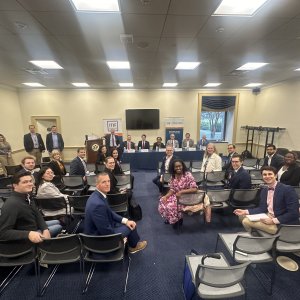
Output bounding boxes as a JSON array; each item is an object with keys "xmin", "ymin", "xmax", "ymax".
[
  {"xmin": 115, "ymin": 174, "xmax": 131, "ymax": 190},
  {"xmin": 62, "ymin": 175, "xmax": 85, "ymax": 195},
  {"xmin": 79, "ymin": 233, "xmax": 127, "ymax": 294},
  {"xmin": 68, "ymin": 195, "xmax": 90, "ymax": 232},
  {"xmin": 107, "ymin": 193, "xmax": 128, "ymax": 216},
  {"xmin": 0, "ymin": 176, "xmax": 12, "ymax": 189},
  {"xmin": 5, "ymin": 165, "xmax": 20, "ymax": 176},
  {"xmin": 37, "ymin": 234, "xmax": 82, "ymax": 296},
  {"xmin": 229, "ymin": 188, "xmax": 259, "ymax": 209},
  {"xmin": 34, "ymin": 197, "xmax": 69, "ymax": 219},
  {"xmin": 0, "ymin": 240, "xmax": 37, "ymax": 295}
]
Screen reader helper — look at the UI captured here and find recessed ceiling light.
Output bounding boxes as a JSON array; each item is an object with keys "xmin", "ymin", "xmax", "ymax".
[
  {"xmin": 294, "ymin": 68, "xmax": 300, "ymax": 71},
  {"xmin": 29, "ymin": 60, "xmax": 63, "ymax": 69},
  {"xmin": 204, "ymin": 83, "xmax": 222, "ymax": 87},
  {"xmin": 22, "ymin": 82, "xmax": 45, "ymax": 87},
  {"xmin": 175, "ymin": 62, "xmax": 200, "ymax": 70},
  {"xmin": 72, "ymin": 82, "xmax": 90, "ymax": 87},
  {"xmin": 236, "ymin": 62, "xmax": 268, "ymax": 71},
  {"xmin": 244, "ymin": 83, "xmax": 263, "ymax": 87},
  {"xmin": 107, "ymin": 61, "xmax": 130, "ymax": 69},
  {"xmin": 163, "ymin": 83, "xmax": 178, "ymax": 87},
  {"xmin": 119, "ymin": 83, "xmax": 133, "ymax": 87},
  {"xmin": 213, "ymin": 0, "xmax": 268, "ymax": 16},
  {"xmin": 70, "ymin": 0, "xmax": 120, "ymax": 12}
]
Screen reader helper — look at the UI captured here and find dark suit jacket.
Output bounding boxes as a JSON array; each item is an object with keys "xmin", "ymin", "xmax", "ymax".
[
  {"xmin": 279, "ymin": 164, "xmax": 300, "ymax": 186},
  {"xmin": 48, "ymin": 160, "xmax": 66, "ymax": 186},
  {"xmin": 84, "ymin": 190, "xmax": 123, "ymax": 235},
  {"xmin": 249, "ymin": 182, "xmax": 299, "ymax": 224},
  {"xmin": 105, "ymin": 134, "xmax": 121, "ymax": 148},
  {"xmin": 113, "ymin": 160, "xmax": 123, "ymax": 175},
  {"xmin": 96, "ymin": 153, "xmax": 107, "ymax": 164},
  {"xmin": 262, "ymin": 153, "xmax": 284, "ymax": 171},
  {"xmin": 153, "ymin": 142, "xmax": 165, "ymax": 150},
  {"xmin": 160, "ymin": 155, "xmax": 178, "ymax": 174},
  {"xmin": 228, "ymin": 167, "xmax": 252, "ymax": 189},
  {"xmin": 70, "ymin": 157, "xmax": 86, "ymax": 176},
  {"xmin": 104, "ymin": 167, "xmax": 119, "ymax": 194},
  {"xmin": 122, "ymin": 141, "xmax": 135, "ymax": 150},
  {"xmin": 46, "ymin": 133, "xmax": 64, "ymax": 152},
  {"xmin": 23, "ymin": 133, "xmax": 45, "ymax": 152},
  {"xmin": 137, "ymin": 140, "xmax": 150, "ymax": 150}
]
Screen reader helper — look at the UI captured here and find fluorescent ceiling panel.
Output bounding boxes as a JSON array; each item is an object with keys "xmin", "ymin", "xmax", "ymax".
[
  {"xmin": 236, "ymin": 62, "xmax": 268, "ymax": 70},
  {"xmin": 29, "ymin": 60, "xmax": 63, "ymax": 69},
  {"xmin": 70, "ymin": 0, "xmax": 120, "ymax": 12},
  {"xmin": 119, "ymin": 83, "xmax": 133, "ymax": 87},
  {"xmin": 175, "ymin": 62, "xmax": 200, "ymax": 70},
  {"xmin": 72, "ymin": 82, "xmax": 90, "ymax": 87},
  {"xmin": 294, "ymin": 68, "xmax": 300, "ymax": 71},
  {"xmin": 22, "ymin": 82, "xmax": 45, "ymax": 87},
  {"xmin": 204, "ymin": 83, "xmax": 222, "ymax": 87},
  {"xmin": 244, "ymin": 83, "xmax": 263, "ymax": 87},
  {"xmin": 163, "ymin": 83, "xmax": 178, "ymax": 87},
  {"xmin": 107, "ymin": 61, "xmax": 130, "ymax": 69},
  {"xmin": 213, "ymin": 0, "xmax": 268, "ymax": 16}
]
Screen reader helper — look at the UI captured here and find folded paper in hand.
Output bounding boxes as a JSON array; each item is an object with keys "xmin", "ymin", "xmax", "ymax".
[{"xmin": 246, "ymin": 213, "xmax": 268, "ymax": 221}]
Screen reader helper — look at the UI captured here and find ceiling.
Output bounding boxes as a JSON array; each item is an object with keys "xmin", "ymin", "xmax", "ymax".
[{"xmin": 1, "ymin": 0, "xmax": 300, "ymax": 90}]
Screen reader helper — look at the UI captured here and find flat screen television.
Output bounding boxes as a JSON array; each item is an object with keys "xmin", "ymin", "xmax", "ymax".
[{"xmin": 126, "ymin": 109, "xmax": 159, "ymax": 130}]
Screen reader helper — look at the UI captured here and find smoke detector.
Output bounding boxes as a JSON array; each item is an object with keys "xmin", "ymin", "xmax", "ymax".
[{"xmin": 120, "ymin": 34, "xmax": 133, "ymax": 45}]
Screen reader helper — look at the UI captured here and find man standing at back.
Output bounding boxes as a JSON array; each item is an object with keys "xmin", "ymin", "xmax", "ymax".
[
  {"xmin": 84, "ymin": 172, "xmax": 147, "ymax": 254},
  {"xmin": 23, "ymin": 125, "xmax": 45, "ymax": 165},
  {"xmin": 46, "ymin": 125, "xmax": 64, "ymax": 154}
]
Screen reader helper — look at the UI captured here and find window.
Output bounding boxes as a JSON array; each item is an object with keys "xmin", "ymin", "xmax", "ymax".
[{"xmin": 200, "ymin": 111, "xmax": 226, "ymax": 140}]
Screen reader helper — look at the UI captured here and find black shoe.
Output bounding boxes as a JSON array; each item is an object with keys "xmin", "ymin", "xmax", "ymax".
[
  {"xmin": 172, "ymin": 219, "xmax": 183, "ymax": 229},
  {"xmin": 164, "ymin": 220, "xmax": 170, "ymax": 224}
]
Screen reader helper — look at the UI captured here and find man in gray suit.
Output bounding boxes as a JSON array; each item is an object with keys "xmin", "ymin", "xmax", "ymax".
[
  {"xmin": 182, "ymin": 132, "xmax": 194, "ymax": 148},
  {"xmin": 166, "ymin": 133, "xmax": 179, "ymax": 148}
]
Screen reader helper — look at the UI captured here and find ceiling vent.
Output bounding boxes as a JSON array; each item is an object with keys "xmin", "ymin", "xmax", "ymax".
[
  {"xmin": 120, "ymin": 34, "xmax": 133, "ymax": 45},
  {"xmin": 24, "ymin": 68, "xmax": 48, "ymax": 75},
  {"xmin": 228, "ymin": 70, "xmax": 249, "ymax": 76}
]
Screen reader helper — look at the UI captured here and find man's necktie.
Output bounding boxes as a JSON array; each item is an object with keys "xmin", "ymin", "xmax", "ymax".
[
  {"xmin": 142, "ymin": 142, "xmax": 144, "ymax": 149},
  {"xmin": 128, "ymin": 142, "xmax": 130, "ymax": 150},
  {"xmin": 112, "ymin": 135, "xmax": 115, "ymax": 147}
]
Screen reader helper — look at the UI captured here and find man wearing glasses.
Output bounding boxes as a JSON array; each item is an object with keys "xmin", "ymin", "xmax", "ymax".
[{"xmin": 228, "ymin": 154, "xmax": 251, "ymax": 189}]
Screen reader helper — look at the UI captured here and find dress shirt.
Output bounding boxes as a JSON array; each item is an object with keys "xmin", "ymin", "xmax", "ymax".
[
  {"xmin": 31, "ymin": 133, "xmax": 39, "ymax": 148},
  {"xmin": 267, "ymin": 154, "xmax": 274, "ymax": 166},
  {"xmin": 165, "ymin": 156, "xmax": 172, "ymax": 172},
  {"xmin": 266, "ymin": 182, "xmax": 279, "ymax": 224},
  {"xmin": 110, "ymin": 135, "xmax": 116, "ymax": 147},
  {"xmin": 52, "ymin": 133, "xmax": 59, "ymax": 149},
  {"xmin": 128, "ymin": 142, "xmax": 131, "ymax": 150},
  {"xmin": 79, "ymin": 157, "xmax": 87, "ymax": 173}
]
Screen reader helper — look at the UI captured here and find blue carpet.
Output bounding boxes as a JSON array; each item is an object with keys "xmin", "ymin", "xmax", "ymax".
[{"xmin": 1, "ymin": 171, "xmax": 300, "ymax": 300}]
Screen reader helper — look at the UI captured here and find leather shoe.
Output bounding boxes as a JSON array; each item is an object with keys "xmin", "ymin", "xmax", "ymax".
[{"xmin": 128, "ymin": 241, "xmax": 147, "ymax": 254}]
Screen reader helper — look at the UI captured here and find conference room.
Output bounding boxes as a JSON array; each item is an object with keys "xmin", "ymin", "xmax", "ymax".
[{"xmin": 1, "ymin": 0, "xmax": 300, "ymax": 299}]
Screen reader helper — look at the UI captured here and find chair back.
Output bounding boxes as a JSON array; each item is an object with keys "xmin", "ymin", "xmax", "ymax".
[
  {"xmin": 192, "ymin": 171, "xmax": 205, "ymax": 185},
  {"xmin": 195, "ymin": 261, "xmax": 250, "ymax": 289},
  {"xmin": 0, "ymin": 176, "xmax": 12, "ymax": 189},
  {"xmin": 207, "ymin": 189, "xmax": 232, "ymax": 204},
  {"xmin": 86, "ymin": 175, "xmax": 96, "ymax": 187},
  {"xmin": 115, "ymin": 174, "xmax": 131, "ymax": 189},
  {"xmin": 162, "ymin": 173, "xmax": 171, "ymax": 184},
  {"xmin": 5, "ymin": 165, "xmax": 20, "ymax": 176},
  {"xmin": 107, "ymin": 193, "xmax": 128, "ymax": 211},
  {"xmin": 243, "ymin": 158, "xmax": 258, "ymax": 168},
  {"xmin": 42, "ymin": 157, "xmax": 51, "ymax": 163},
  {"xmin": 95, "ymin": 163, "xmax": 105, "ymax": 174},
  {"xmin": 121, "ymin": 163, "xmax": 130, "ymax": 172},
  {"xmin": 206, "ymin": 171, "xmax": 225, "ymax": 183},
  {"xmin": 35, "ymin": 197, "xmax": 67, "ymax": 212},
  {"xmin": 62, "ymin": 176, "xmax": 84, "ymax": 188},
  {"xmin": 277, "ymin": 225, "xmax": 300, "ymax": 243},
  {"xmin": 37, "ymin": 234, "xmax": 81, "ymax": 263},
  {"xmin": 248, "ymin": 169, "xmax": 262, "ymax": 180},
  {"xmin": 191, "ymin": 160, "xmax": 202, "ymax": 170},
  {"xmin": 229, "ymin": 189, "xmax": 259, "ymax": 208},
  {"xmin": 68, "ymin": 195, "xmax": 89, "ymax": 213},
  {"xmin": 183, "ymin": 161, "xmax": 191, "ymax": 169},
  {"xmin": 177, "ymin": 191, "xmax": 205, "ymax": 206}
]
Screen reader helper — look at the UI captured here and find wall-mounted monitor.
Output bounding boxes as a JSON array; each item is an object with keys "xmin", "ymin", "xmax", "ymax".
[{"xmin": 125, "ymin": 109, "xmax": 160, "ymax": 130}]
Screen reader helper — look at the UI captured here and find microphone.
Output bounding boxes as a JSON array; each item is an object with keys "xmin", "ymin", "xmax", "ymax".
[{"xmin": 201, "ymin": 253, "xmax": 221, "ymax": 264}]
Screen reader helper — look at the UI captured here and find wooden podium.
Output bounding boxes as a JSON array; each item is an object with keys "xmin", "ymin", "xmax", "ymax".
[{"xmin": 85, "ymin": 139, "xmax": 103, "ymax": 163}]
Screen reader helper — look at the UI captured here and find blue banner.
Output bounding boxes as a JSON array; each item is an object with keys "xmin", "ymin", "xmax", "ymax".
[{"xmin": 165, "ymin": 128, "xmax": 184, "ymax": 147}]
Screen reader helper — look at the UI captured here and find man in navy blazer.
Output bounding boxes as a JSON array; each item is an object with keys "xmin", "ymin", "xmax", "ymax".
[
  {"xmin": 70, "ymin": 148, "xmax": 87, "ymax": 181},
  {"xmin": 137, "ymin": 134, "xmax": 150, "ymax": 150},
  {"xmin": 234, "ymin": 166, "xmax": 299, "ymax": 234},
  {"xmin": 46, "ymin": 125, "xmax": 64, "ymax": 153},
  {"xmin": 228, "ymin": 154, "xmax": 251, "ymax": 189},
  {"xmin": 84, "ymin": 172, "xmax": 147, "ymax": 254}
]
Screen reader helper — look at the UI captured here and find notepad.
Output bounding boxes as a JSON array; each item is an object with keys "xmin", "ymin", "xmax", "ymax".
[{"xmin": 246, "ymin": 213, "xmax": 268, "ymax": 222}]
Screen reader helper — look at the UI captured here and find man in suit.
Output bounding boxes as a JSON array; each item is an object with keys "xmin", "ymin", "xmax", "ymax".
[
  {"xmin": 70, "ymin": 148, "xmax": 88, "ymax": 181},
  {"xmin": 234, "ymin": 166, "xmax": 299, "ymax": 234},
  {"xmin": 137, "ymin": 134, "xmax": 150, "ymax": 150},
  {"xmin": 152, "ymin": 137, "xmax": 165, "ymax": 150},
  {"xmin": 262, "ymin": 144, "xmax": 284, "ymax": 172},
  {"xmin": 182, "ymin": 132, "xmax": 195, "ymax": 148},
  {"xmin": 166, "ymin": 133, "xmax": 179, "ymax": 148},
  {"xmin": 196, "ymin": 134, "xmax": 209, "ymax": 149},
  {"xmin": 223, "ymin": 144, "xmax": 238, "ymax": 177},
  {"xmin": 105, "ymin": 129, "xmax": 121, "ymax": 151},
  {"xmin": 46, "ymin": 125, "xmax": 64, "ymax": 154},
  {"xmin": 152, "ymin": 146, "xmax": 177, "ymax": 192},
  {"xmin": 84, "ymin": 172, "xmax": 147, "ymax": 254},
  {"xmin": 122, "ymin": 135, "xmax": 135, "ymax": 151},
  {"xmin": 23, "ymin": 125, "xmax": 45, "ymax": 165},
  {"xmin": 228, "ymin": 154, "xmax": 251, "ymax": 189},
  {"xmin": 15, "ymin": 155, "xmax": 40, "ymax": 185}
]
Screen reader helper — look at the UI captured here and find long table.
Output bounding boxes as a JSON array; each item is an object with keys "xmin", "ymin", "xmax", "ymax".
[{"xmin": 121, "ymin": 150, "xmax": 204, "ymax": 170}]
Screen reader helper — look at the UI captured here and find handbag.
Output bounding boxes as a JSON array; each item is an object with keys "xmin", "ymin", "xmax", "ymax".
[{"xmin": 128, "ymin": 198, "xmax": 142, "ymax": 221}]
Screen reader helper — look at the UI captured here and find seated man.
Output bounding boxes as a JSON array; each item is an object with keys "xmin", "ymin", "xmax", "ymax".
[
  {"xmin": 166, "ymin": 133, "xmax": 179, "ymax": 148},
  {"xmin": 262, "ymin": 144, "xmax": 284, "ymax": 172},
  {"xmin": 0, "ymin": 171, "xmax": 62, "ymax": 242},
  {"xmin": 222, "ymin": 144, "xmax": 238, "ymax": 178},
  {"xmin": 152, "ymin": 137, "xmax": 165, "ymax": 150},
  {"xmin": 84, "ymin": 172, "xmax": 147, "ymax": 254},
  {"xmin": 234, "ymin": 166, "xmax": 299, "ymax": 234},
  {"xmin": 137, "ymin": 134, "xmax": 150, "ymax": 150},
  {"xmin": 70, "ymin": 148, "xmax": 88, "ymax": 181},
  {"xmin": 182, "ymin": 133, "xmax": 195, "ymax": 148},
  {"xmin": 15, "ymin": 155, "xmax": 40, "ymax": 185},
  {"xmin": 228, "ymin": 154, "xmax": 251, "ymax": 189},
  {"xmin": 122, "ymin": 135, "xmax": 135, "ymax": 151},
  {"xmin": 196, "ymin": 134, "xmax": 209, "ymax": 149}
]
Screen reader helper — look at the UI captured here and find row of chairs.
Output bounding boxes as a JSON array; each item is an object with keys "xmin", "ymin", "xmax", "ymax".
[
  {"xmin": 185, "ymin": 224, "xmax": 300, "ymax": 299},
  {"xmin": 0, "ymin": 233, "xmax": 128, "ymax": 296}
]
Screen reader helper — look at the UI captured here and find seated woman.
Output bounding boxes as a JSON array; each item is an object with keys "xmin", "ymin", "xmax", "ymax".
[
  {"xmin": 278, "ymin": 151, "xmax": 300, "ymax": 186},
  {"xmin": 158, "ymin": 159, "xmax": 211, "ymax": 228},
  {"xmin": 96, "ymin": 145, "xmax": 108, "ymax": 164},
  {"xmin": 36, "ymin": 167, "xmax": 71, "ymax": 218},
  {"xmin": 48, "ymin": 150, "xmax": 66, "ymax": 188},
  {"xmin": 200, "ymin": 143, "xmax": 222, "ymax": 172}
]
